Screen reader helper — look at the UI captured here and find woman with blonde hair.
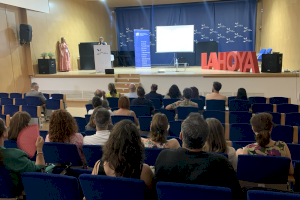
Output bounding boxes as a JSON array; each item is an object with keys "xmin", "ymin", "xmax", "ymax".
[
  {"xmin": 203, "ymin": 118, "xmax": 237, "ymax": 170},
  {"xmin": 142, "ymin": 113, "xmax": 180, "ymax": 149},
  {"xmin": 113, "ymin": 96, "xmax": 139, "ymax": 126},
  {"xmin": 8, "ymin": 111, "xmax": 31, "ymax": 140},
  {"xmin": 59, "ymin": 37, "xmax": 71, "ymax": 72},
  {"xmin": 45, "ymin": 109, "xmax": 86, "ymax": 165},
  {"xmin": 106, "ymin": 83, "xmax": 120, "ymax": 98}
]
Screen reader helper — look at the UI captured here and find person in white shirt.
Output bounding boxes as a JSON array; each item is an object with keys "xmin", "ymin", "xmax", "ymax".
[
  {"xmin": 125, "ymin": 83, "xmax": 138, "ymax": 98},
  {"xmin": 84, "ymin": 107, "xmax": 111, "ymax": 145}
]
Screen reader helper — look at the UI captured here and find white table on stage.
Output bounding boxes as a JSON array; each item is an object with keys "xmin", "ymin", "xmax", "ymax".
[{"xmin": 94, "ymin": 45, "xmax": 112, "ymax": 72}]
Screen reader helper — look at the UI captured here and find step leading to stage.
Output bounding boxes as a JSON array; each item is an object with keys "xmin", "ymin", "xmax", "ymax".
[{"xmin": 115, "ymin": 74, "xmax": 141, "ymax": 96}]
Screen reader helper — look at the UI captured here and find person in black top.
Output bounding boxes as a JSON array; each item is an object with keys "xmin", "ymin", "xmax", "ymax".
[
  {"xmin": 154, "ymin": 113, "xmax": 242, "ymax": 200},
  {"xmin": 145, "ymin": 84, "xmax": 163, "ymax": 107},
  {"xmin": 236, "ymin": 88, "xmax": 248, "ymax": 100},
  {"xmin": 131, "ymin": 86, "xmax": 155, "ymax": 114}
]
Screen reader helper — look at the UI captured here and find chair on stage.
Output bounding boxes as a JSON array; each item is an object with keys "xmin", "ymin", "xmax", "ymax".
[
  {"xmin": 266, "ymin": 48, "xmax": 273, "ymax": 54},
  {"xmin": 229, "ymin": 111, "xmax": 252, "ymax": 124},
  {"xmin": 257, "ymin": 49, "xmax": 266, "ymax": 62},
  {"xmin": 203, "ymin": 111, "xmax": 225, "ymax": 124},
  {"xmin": 252, "ymin": 103, "xmax": 273, "ymax": 113},
  {"xmin": 206, "ymin": 100, "xmax": 225, "ymax": 111},
  {"xmin": 107, "ymin": 97, "xmax": 119, "ymax": 108},
  {"xmin": 83, "ymin": 145, "xmax": 103, "ymax": 168}
]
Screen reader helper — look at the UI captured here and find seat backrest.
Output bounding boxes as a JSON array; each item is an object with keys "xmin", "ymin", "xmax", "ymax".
[
  {"xmin": 79, "ymin": 174, "xmax": 145, "ymax": 200},
  {"xmin": 130, "ymin": 105, "xmax": 150, "ymax": 117},
  {"xmin": 148, "ymin": 98, "xmax": 161, "ymax": 109},
  {"xmin": 248, "ymin": 97, "xmax": 267, "ymax": 104},
  {"xmin": 144, "ymin": 148, "xmax": 164, "ymax": 166},
  {"xmin": 0, "ymin": 97, "xmax": 13, "ymax": 105},
  {"xmin": 14, "ymin": 98, "xmax": 27, "ymax": 106},
  {"xmin": 51, "ymin": 94, "xmax": 64, "ymax": 100},
  {"xmin": 139, "ymin": 116, "xmax": 152, "ymax": 131},
  {"xmin": 156, "ymin": 182, "xmax": 232, "ymax": 200},
  {"xmin": 269, "ymin": 97, "xmax": 288, "ymax": 105},
  {"xmin": 25, "ymin": 96, "xmax": 41, "ymax": 106},
  {"xmin": 43, "ymin": 143, "xmax": 82, "ymax": 166},
  {"xmin": 82, "ymin": 145, "xmax": 103, "ymax": 168},
  {"xmin": 199, "ymin": 95, "xmax": 206, "ymax": 103},
  {"xmin": 258, "ymin": 48, "xmax": 266, "ymax": 55},
  {"xmin": 22, "ymin": 105, "xmax": 38, "ymax": 118},
  {"xmin": 229, "ymin": 123, "xmax": 255, "ymax": 141},
  {"xmin": 85, "ymin": 114, "xmax": 91, "ymax": 124},
  {"xmin": 277, "ymin": 104, "xmax": 299, "ymax": 113},
  {"xmin": 111, "ymin": 115, "xmax": 135, "ymax": 125},
  {"xmin": 43, "ymin": 93, "xmax": 50, "ymax": 99},
  {"xmin": 177, "ymin": 107, "xmax": 199, "ymax": 120},
  {"xmin": 85, "ymin": 130, "xmax": 96, "ymax": 136},
  {"xmin": 0, "ymin": 166, "xmax": 15, "ymax": 198},
  {"xmin": 85, "ymin": 104, "xmax": 93, "ymax": 114},
  {"xmin": 237, "ymin": 155, "xmax": 290, "ymax": 184},
  {"xmin": 74, "ymin": 117, "xmax": 87, "ymax": 133},
  {"xmin": 4, "ymin": 140, "xmax": 18, "ymax": 148},
  {"xmin": 10, "ymin": 93, "xmax": 22, "ymax": 99},
  {"xmin": 0, "ymin": 93, "xmax": 9, "ymax": 98},
  {"xmin": 3, "ymin": 105, "xmax": 19, "ymax": 116},
  {"xmin": 227, "ymin": 96, "xmax": 236, "ymax": 106},
  {"xmin": 285, "ymin": 113, "xmax": 300, "ymax": 126},
  {"xmin": 206, "ymin": 100, "xmax": 225, "ymax": 111},
  {"xmin": 159, "ymin": 109, "xmax": 176, "ymax": 122},
  {"xmin": 106, "ymin": 97, "xmax": 119, "ymax": 108},
  {"xmin": 22, "ymin": 172, "xmax": 81, "ymax": 200},
  {"xmin": 287, "ymin": 143, "xmax": 300, "ymax": 161},
  {"xmin": 266, "ymin": 48, "xmax": 272, "ymax": 54},
  {"xmin": 169, "ymin": 121, "xmax": 182, "ymax": 137},
  {"xmin": 229, "ymin": 111, "xmax": 252, "ymax": 124},
  {"xmin": 46, "ymin": 99, "xmax": 61, "ymax": 110},
  {"xmin": 247, "ymin": 190, "xmax": 300, "ymax": 200},
  {"xmin": 163, "ymin": 99, "xmax": 180, "ymax": 107},
  {"xmin": 252, "ymin": 103, "xmax": 273, "ymax": 113},
  {"xmin": 231, "ymin": 141, "xmax": 254, "ymax": 150},
  {"xmin": 203, "ymin": 111, "xmax": 225, "ymax": 124},
  {"xmin": 229, "ymin": 100, "xmax": 250, "ymax": 112},
  {"xmin": 191, "ymin": 99, "xmax": 204, "ymax": 110},
  {"xmin": 271, "ymin": 125, "xmax": 294, "ymax": 143},
  {"xmin": 270, "ymin": 112, "xmax": 281, "ymax": 125}
]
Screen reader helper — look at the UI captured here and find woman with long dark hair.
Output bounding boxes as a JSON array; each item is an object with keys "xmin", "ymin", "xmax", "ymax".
[
  {"xmin": 164, "ymin": 84, "xmax": 183, "ymax": 99},
  {"xmin": 236, "ymin": 88, "xmax": 248, "ymax": 100},
  {"xmin": 236, "ymin": 113, "xmax": 294, "ymax": 174},
  {"xmin": 106, "ymin": 83, "xmax": 120, "ymax": 98},
  {"xmin": 92, "ymin": 120, "xmax": 153, "ymax": 189},
  {"xmin": 190, "ymin": 86, "xmax": 200, "ymax": 99}
]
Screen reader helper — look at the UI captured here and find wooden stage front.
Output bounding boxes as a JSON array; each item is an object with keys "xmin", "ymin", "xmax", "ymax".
[{"xmin": 31, "ymin": 66, "xmax": 300, "ymax": 104}]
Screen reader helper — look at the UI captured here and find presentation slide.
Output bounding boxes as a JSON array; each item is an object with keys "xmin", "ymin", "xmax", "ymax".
[
  {"xmin": 156, "ymin": 25, "xmax": 194, "ymax": 53},
  {"xmin": 0, "ymin": 0, "xmax": 49, "ymax": 13}
]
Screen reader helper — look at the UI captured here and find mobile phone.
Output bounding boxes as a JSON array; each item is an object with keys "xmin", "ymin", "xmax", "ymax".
[{"xmin": 45, "ymin": 164, "xmax": 56, "ymax": 173}]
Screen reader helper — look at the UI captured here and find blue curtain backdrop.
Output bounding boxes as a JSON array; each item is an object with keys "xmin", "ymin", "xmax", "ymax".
[{"xmin": 115, "ymin": 0, "xmax": 257, "ymax": 65}]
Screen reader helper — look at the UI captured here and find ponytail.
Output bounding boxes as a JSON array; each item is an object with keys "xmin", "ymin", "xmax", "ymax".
[{"xmin": 255, "ymin": 130, "xmax": 271, "ymax": 147}]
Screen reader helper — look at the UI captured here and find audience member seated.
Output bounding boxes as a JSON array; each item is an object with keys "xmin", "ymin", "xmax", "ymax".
[
  {"xmin": 0, "ymin": 118, "xmax": 45, "ymax": 197},
  {"xmin": 88, "ymin": 89, "xmax": 108, "ymax": 106},
  {"xmin": 113, "ymin": 96, "xmax": 139, "ymax": 126},
  {"xmin": 26, "ymin": 82, "xmax": 47, "ymax": 105},
  {"xmin": 8, "ymin": 111, "xmax": 31, "ymax": 140},
  {"xmin": 102, "ymin": 99, "xmax": 113, "ymax": 115},
  {"xmin": 131, "ymin": 86, "xmax": 155, "ymax": 114},
  {"xmin": 84, "ymin": 108, "xmax": 111, "ymax": 145},
  {"xmin": 206, "ymin": 81, "xmax": 227, "ymax": 101},
  {"xmin": 145, "ymin": 84, "xmax": 163, "ymax": 107},
  {"xmin": 142, "ymin": 113, "xmax": 180, "ymax": 149},
  {"xmin": 86, "ymin": 107, "xmax": 114, "ymax": 131},
  {"xmin": 164, "ymin": 84, "xmax": 183, "ymax": 99},
  {"xmin": 203, "ymin": 118, "xmax": 237, "ymax": 170},
  {"xmin": 106, "ymin": 83, "xmax": 120, "ymax": 98},
  {"xmin": 125, "ymin": 83, "xmax": 138, "ymax": 98},
  {"xmin": 236, "ymin": 113, "xmax": 294, "ymax": 174},
  {"xmin": 88, "ymin": 96, "xmax": 102, "ymax": 115},
  {"xmin": 191, "ymin": 86, "xmax": 200, "ymax": 99},
  {"xmin": 45, "ymin": 110, "xmax": 86, "ymax": 165},
  {"xmin": 92, "ymin": 119, "xmax": 154, "ymax": 193},
  {"xmin": 165, "ymin": 88, "xmax": 198, "ymax": 110},
  {"xmin": 154, "ymin": 113, "xmax": 242, "ymax": 200},
  {"xmin": 236, "ymin": 88, "xmax": 248, "ymax": 100}
]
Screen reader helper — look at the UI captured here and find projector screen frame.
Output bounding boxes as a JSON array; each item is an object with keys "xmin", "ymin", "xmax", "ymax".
[{"xmin": 155, "ymin": 25, "xmax": 195, "ymax": 53}]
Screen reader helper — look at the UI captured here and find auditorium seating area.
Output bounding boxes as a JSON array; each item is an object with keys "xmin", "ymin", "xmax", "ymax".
[{"xmin": 1, "ymin": 90, "xmax": 300, "ymax": 200}]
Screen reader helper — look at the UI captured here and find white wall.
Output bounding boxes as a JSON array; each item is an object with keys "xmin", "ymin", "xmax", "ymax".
[{"xmin": 0, "ymin": 0, "xmax": 49, "ymax": 13}]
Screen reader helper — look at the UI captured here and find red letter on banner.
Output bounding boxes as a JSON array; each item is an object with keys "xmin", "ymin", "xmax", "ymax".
[
  {"xmin": 226, "ymin": 52, "xmax": 239, "ymax": 71},
  {"xmin": 236, "ymin": 52, "xmax": 247, "ymax": 71},
  {"xmin": 242, "ymin": 51, "xmax": 259, "ymax": 73},
  {"xmin": 218, "ymin": 52, "xmax": 227, "ymax": 70},
  {"xmin": 201, "ymin": 53, "xmax": 209, "ymax": 69},
  {"xmin": 207, "ymin": 52, "xmax": 218, "ymax": 70}
]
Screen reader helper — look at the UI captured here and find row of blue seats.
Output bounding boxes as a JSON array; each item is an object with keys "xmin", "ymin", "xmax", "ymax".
[{"xmin": 0, "ymin": 93, "xmax": 64, "ymax": 100}]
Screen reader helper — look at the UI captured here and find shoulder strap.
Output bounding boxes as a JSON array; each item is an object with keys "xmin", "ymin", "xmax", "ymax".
[{"xmin": 92, "ymin": 160, "xmax": 101, "ymax": 175}]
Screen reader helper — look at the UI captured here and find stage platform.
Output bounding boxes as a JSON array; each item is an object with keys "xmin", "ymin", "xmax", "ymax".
[{"xmin": 31, "ymin": 66, "xmax": 300, "ymax": 104}]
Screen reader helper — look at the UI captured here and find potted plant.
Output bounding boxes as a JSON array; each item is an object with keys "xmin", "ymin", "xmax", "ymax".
[
  {"xmin": 41, "ymin": 52, "xmax": 47, "ymax": 59},
  {"xmin": 48, "ymin": 52, "xmax": 55, "ymax": 59}
]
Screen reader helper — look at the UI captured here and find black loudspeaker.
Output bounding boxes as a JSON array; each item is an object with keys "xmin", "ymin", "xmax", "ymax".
[
  {"xmin": 261, "ymin": 54, "xmax": 283, "ymax": 73},
  {"xmin": 178, "ymin": 57, "xmax": 187, "ymax": 63},
  {"xmin": 20, "ymin": 24, "xmax": 32, "ymax": 45},
  {"xmin": 38, "ymin": 59, "xmax": 57, "ymax": 74}
]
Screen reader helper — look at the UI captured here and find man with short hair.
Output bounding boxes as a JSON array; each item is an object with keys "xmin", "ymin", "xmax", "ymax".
[
  {"xmin": 88, "ymin": 96, "xmax": 103, "ymax": 114},
  {"xmin": 206, "ymin": 81, "xmax": 227, "ymax": 101},
  {"xmin": 26, "ymin": 82, "xmax": 47, "ymax": 104},
  {"xmin": 145, "ymin": 84, "xmax": 163, "ymax": 107},
  {"xmin": 88, "ymin": 89, "xmax": 107, "ymax": 105},
  {"xmin": 83, "ymin": 108, "xmax": 111, "ymax": 145},
  {"xmin": 125, "ymin": 83, "xmax": 138, "ymax": 98},
  {"xmin": 154, "ymin": 113, "xmax": 242, "ymax": 200},
  {"xmin": 131, "ymin": 86, "xmax": 155, "ymax": 114},
  {"xmin": 165, "ymin": 87, "xmax": 198, "ymax": 110}
]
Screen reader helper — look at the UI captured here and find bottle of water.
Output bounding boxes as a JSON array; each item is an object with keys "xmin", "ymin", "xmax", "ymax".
[{"xmin": 176, "ymin": 58, "xmax": 178, "ymax": 64}]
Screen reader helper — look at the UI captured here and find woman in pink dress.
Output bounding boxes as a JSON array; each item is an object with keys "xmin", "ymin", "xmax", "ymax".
[{"xmin": 59, "ymin": 37, "xmax": 71, "ymax": 72}]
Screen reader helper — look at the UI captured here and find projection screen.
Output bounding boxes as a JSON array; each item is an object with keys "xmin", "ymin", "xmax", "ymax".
[
  {"xmin": 0, "ymin": 0, "xmax": 49, "ymax": 13},
  {"xmin": 156, "ymin": 25, "xmax": 194, "ymax": 53}
]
